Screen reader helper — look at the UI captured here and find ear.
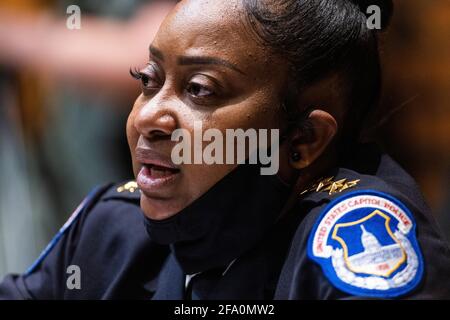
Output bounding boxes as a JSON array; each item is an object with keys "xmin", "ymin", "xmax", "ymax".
[{"xmin": 289, "ymin": 109, "xmax": 338, "ymax": 169}]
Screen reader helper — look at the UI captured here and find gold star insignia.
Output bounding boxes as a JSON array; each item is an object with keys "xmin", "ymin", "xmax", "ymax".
[
  {"xmin": 117, "ymin": 181, "xmax": 139, "ymax": 193},
  {"xmin": 301, "ymin": 177, "xmax": 360, "ymax": 196},
  {"xmin": 315, "ymin": 176, "xmax": 334, "ymax": 192}
]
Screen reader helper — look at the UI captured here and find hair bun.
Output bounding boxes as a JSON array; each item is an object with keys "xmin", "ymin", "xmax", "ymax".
[{"xmin": 350, "ymin": 0, "xmax": 394, "ymax": 30}]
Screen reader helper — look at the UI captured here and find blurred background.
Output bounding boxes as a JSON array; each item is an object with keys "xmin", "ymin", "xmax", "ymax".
[{"xmin": 0, "ymin": 0, "xmax": 448, "ymax": 278}]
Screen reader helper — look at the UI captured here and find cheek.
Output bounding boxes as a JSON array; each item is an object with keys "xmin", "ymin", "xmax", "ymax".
[
  {"xmin": 181, "ymin": 95, "xmax": 281, "ymax": 187},
  {"xmin": 211, "ymin": 94, "xmax": 282, "ymax": 132}
]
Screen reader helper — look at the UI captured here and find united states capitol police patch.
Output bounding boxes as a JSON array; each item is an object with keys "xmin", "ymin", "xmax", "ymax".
[{"xmin": 307, "ymin": 190, "xmax": 424, "ymax": 298}]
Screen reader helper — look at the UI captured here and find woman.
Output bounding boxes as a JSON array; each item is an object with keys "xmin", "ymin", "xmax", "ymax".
[{"xmin": 1, "ymin": 0, "xmax": 449, "ymax": 299}]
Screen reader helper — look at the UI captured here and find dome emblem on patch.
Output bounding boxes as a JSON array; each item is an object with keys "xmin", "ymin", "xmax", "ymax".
[{"xmin": 308, "ymin": 190, "xmax": 424, "ymax": 298}]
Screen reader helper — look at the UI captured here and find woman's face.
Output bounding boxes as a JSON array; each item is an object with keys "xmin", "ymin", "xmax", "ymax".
[{"xmin": 127, "ymin": 0, "xmax": 290, "ymax": 220}]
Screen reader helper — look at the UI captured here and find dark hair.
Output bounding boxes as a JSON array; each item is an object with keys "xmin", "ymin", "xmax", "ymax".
[{"xmin": 243, "ymin": 0, "xmax": 394, "ymax": 151}]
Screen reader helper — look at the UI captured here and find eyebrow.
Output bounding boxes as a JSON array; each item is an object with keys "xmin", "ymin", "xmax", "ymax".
[
  {"xmin": 178, "ymin": 56, "xmax": 245, "ymax": 75},
  {"xmin": 149, "ymin": 45, "xmax": 245, "ymax": 75}
]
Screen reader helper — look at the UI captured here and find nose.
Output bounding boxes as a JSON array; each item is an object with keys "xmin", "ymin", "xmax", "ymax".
[{"xmin": 133, "ymin": 97, "xmax": 177, "ymax": 139}]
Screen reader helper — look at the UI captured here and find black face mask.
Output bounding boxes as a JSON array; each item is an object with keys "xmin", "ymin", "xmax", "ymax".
[{"xmin": 143, "ymin": 159, "xmax": 292, "ymax": 275}]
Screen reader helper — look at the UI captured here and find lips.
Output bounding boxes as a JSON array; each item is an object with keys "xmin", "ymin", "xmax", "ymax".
[{"xmin": 135, "ymin": 147, "xmax": 181, "ymax": 196}]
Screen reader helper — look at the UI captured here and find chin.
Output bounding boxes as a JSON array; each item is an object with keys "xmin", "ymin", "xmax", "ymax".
[{"xmin": 140, "ymin": 193, "xmax": 185, "ymax": 221}]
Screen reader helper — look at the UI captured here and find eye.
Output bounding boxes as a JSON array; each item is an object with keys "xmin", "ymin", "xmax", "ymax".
[
  {"xmin": 130, "ymin": 63, "xmax": 162, "ymax": 94},
  {"xmin": 185, "ymin": 73, "xmax": 221, "ymax": 100},
  {"xmin": 186, "ymin": 82, "xmax": 214, "ymax": 98},
  {"xmin": 140, "ymin": 73, "xmax": 155, "ymax": 88}
]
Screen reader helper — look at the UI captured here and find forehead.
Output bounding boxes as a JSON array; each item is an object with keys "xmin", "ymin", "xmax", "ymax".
[
  {"xmin": 157, "ymin": 0, "xmax": 245, "ymax": 48},
  {"xmin": 151, "ymin": 0, "xmax": 278, "ymax": 75}
]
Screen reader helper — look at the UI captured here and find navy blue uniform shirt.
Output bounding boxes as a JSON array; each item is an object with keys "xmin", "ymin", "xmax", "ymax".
[{"xmin": 1, "ymin": 144, "xmax": 449, "ymax": 299}]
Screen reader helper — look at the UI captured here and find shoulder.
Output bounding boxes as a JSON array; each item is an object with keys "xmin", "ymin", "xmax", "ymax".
[
  {"xmin": 25, "ymin": 180, "xmax": 146, "ymax": 276},
  {"xmin": 58, "ymin": 181, "xmax": 143, "ymax": 243},
  {"xmin": 79, "ymin": 181, "xmax": 142, "ymax": 229},
  {"xmin": 20, "ymin": 181, "xmax": 168, "ymax": 299},
  {"xmin": 76, "ymin": 180, "xmax": 147, "ymax": 242},
  {"xmin": 278, "ymin": 166, "xmax": 450, "ymax": 299}
]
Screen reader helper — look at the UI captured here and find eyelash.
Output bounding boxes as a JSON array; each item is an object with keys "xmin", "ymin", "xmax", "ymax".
[{"xmin": 129, "ymin": 67, "xmax": 143, "ymax": 81}]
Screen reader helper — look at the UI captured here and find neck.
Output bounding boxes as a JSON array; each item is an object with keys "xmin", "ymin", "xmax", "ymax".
[{"xmin": 143, "ymin": 162, "xmax": 292, "ymax": 274}]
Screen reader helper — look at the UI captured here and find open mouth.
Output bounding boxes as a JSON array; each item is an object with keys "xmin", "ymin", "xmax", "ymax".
[
  {"xmin": 134, "ymin": 145, "xmax": 181, "ymax": 194},
  {"xmin": 142, "ymin": 163, "xmax": 181, "ymax": 179},
  {"xmin": 137, "ymin": 162, "xmax": 181, "ymax": 195}
]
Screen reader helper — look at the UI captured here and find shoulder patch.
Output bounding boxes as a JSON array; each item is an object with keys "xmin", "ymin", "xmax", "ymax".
[
  {"xmin": 24, "ymin": 185, "xmax": 108, "ymax": 276},
  {"xmin": 307, "ymin": 190, "xmax": 424, "ymax": 298}
]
